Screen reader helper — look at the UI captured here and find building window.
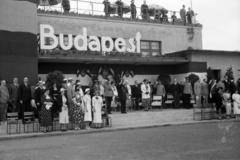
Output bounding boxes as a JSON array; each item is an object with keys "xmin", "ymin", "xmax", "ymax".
[{"xmin": 140, "ymin": 41, "xmax": 161, "ymax": 57}]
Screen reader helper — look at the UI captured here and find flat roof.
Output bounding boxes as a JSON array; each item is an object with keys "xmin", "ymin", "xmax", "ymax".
[
  {"xmin": 38, "ymin": 55, "xmax": 188, "ymax": 65},
  {"xmin": 165, "ymin": 49, "xmax": 240, "ymax": 57}
]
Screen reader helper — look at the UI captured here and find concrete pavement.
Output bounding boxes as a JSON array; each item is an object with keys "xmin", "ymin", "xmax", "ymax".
[
  {"xmin": 0, "ymin": 109, "xmax": 239, "ymax": 141},
  {"xmin": 0, "ymin": 122, "xmax": 239, "ymax": 160}
]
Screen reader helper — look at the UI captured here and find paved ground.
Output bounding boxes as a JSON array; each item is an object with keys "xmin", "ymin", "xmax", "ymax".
[{"xmin": 0, "ymin": 121, "xmax": 239, "ymax": 160}]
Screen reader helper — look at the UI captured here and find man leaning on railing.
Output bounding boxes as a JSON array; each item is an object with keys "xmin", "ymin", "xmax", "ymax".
[
  {"xmin": 116, "ymin": 0, "xmax": 124, "ymax": 18},
  {"xmin": 103, "ymin": 0, "xmax": 110, "ymax": 17},
  {"xmin": 62, "ymin": 0, "xmax": 70, "ymax": 13},
  {"xmin": 171, "ymin": 11, "xmax": 177, "ymax": 24},
  {"xmin": 131, "ymin": 0, "xmax": 137, "ymax": 19},
  {"xmin": 141, "ymin": 0, "xmax": 148, "ymax": 20}
]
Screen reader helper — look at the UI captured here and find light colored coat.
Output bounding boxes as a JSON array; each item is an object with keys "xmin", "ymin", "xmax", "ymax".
[
  {"xmin": 201, "ymin": 83, "xmax": 209, "ymax": 95},
  {"xmin": 183, "ymin": 82, "xmax": 193, "ymax": 94},
  {"xmin": 0, "ymin": 85, "xmax": 9, "ymax": 104},
  {"xmin": 141, "ymin": 84, "xmax": 151, "ymax": 99},
  {"xmin": 194, "ymin": 82, "xmax": 202, "ymax": 95}
]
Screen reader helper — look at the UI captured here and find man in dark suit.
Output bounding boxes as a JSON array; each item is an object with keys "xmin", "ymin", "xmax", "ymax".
[
  {"xmin": 223, "ymin": 76, "xmax": 229, "ymax": 91},
  {"xmin": 35, "ymin": 81, "xmax": 45, "ymax": 118},
  {"xmin": 171, "ymin": 79, "xmax": 181, "ymax": 109},
  {"xmin": 131, "ymin": 80, "xmax": 141, "ymax": 110},
  {"xmin": 19, "ymin": 77, "xmax": 32, "ymax": 122},
  {"xmin": 209, "ymin": 79, "xmax": 217, "ymax": 103},
  {"xmin": 116, "ymin": 0, "xmax": 123, "ymax": 18},
  {"xmin": 117, "ymin": 79, "xmax": 128, "ymax": 114},
  {"xmin": 8, "ymin": 78, "xmax": 19, "ymax": 112}
]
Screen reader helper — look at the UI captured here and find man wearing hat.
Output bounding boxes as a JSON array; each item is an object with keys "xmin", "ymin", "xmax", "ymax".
[
  {"xmin": 8, "ymin": 78, "xmax": 19, "ymax": 113},
  {"xmin": 65, "ymin": 78, "xmax": 75, "ymax": 120},
  {"xmin": 141, "ymin": 79, "xmax": 151, "ymax": 111},
  {"xmin": 35, "ymin": 81, "xmax": 45, "ymax": 118},
  {"xmin": 132, "ymin": 80, "xmax": 141, "ymax": 110},
  {"xmin": 117, "ymin": 79, "xmax": 128, "ymax": 113},
  {"xmin": 131, "ymin": 0, "xmax": 137, "ymax": 19},
  {"xmin": 18, "ymin": 77, "xmax": 32, "ymax": 122},
  {"xmin": 115, "ymin": 0, "xmax": 123, "ymax": 18},
  {"xmin": 141, "ymin": 0, "xmax": 148, "ymax": 20},
  {"xmin": 183, "ymin": 78, "xmax": 193, "ymax": 109},
  {"xmin": 154, "ymin": 80, "xmax": 166, "ymax": 109},
  {"xmin": 103, "ymin": 78, "xmax": 113, "ymax": 114}
]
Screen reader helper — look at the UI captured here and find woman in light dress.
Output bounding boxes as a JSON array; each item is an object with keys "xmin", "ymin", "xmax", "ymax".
[
  {"xmin": 83, "ymin": 88, "xmax": 92, "ymax": 130},
  {"xmin": 232, "ymin": 89, "xmax": 240, "ymax": 119},
  {"xmin": 222, "ymin": 90, "xmax": 232, "ymax": 119},
  {"xmin": 111, "ymin": 81, "xmax": 118, "ymax": 111},
  {"xmin": 57, "ymin": 88, "xmax": 69, "ymax": 132},
  {"xmin": 72, "ymin": 89, "xmax": 84, "ymax": 130},
  {"xmin": 92, "ymin": 91, "xmax": 103, "ymax": 128}
]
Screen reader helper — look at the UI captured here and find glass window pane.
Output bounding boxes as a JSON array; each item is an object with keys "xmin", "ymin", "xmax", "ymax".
[
  {"xmin": 151, "ymin": 42, "xmax": 159, "ymax": 49},
  {"xmin": 141, "ymin": 41, "xmax": 150, "ymax": 49}
]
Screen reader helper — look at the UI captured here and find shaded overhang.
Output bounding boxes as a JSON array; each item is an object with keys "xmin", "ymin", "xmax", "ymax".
[{"xmin": 38, "ymin": 55, "xmax": 188, "ymax": 65}]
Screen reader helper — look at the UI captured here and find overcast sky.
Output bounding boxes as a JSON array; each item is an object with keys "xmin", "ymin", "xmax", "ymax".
[{"xmin": 52, "ymin": 0, "xmax": 240, "ymax": 51}]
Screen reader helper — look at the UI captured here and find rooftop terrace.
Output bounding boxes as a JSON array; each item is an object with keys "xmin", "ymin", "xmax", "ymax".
[{"xmin": 37, "ymin": 0, "xmax": 202, "ymax": 28}]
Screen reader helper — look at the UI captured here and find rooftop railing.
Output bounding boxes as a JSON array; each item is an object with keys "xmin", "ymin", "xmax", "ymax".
[{"xmin": 37, "ymin": 0, "xmax": 201, "ymax": 27}]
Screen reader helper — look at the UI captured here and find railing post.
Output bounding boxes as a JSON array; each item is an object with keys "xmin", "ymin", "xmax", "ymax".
[
  {"xmin": 91, "ymin": 2, "xmax": 94, "ymax": 15},
  {"xmin": 106, "ymin": 3, "xmax": 108, "ymax": 17},
  {"xmin": 77, "ymin": 0, "xmax": 78, "ymax": 14}
]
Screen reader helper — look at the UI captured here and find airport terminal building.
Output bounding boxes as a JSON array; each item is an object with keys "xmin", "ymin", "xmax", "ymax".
[{"xmin": 0, "ymin": 0, "xmax": 239, "ymax": 85}]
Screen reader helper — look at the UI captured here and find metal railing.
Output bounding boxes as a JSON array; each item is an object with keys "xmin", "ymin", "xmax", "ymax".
[{"xmin": 37, "ymin": 0, "xmax": 200, "ymax": 26}]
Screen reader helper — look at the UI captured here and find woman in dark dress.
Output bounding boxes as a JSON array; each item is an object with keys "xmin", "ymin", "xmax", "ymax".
[
  {"xmin": 72, "ymin": 89, "xmax": 84, "ymax": 130},
  {"xmin": 41, "ymin": 88, "xmax": 53, "ymax": 133},
  {"xmin": 215, "ymin": 87, "xmax": 224, "ymax": 120},
  {"xmin": 50, "ymin": 81, "xmax": 60, "ymax": 119}
]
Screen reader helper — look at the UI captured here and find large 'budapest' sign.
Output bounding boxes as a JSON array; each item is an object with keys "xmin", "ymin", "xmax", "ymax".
[{"xmin": 40, "ymin": 24, "xmax": 141, "ymax": 53}]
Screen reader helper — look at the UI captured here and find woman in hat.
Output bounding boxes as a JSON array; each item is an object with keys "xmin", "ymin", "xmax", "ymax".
[
  {"xmin": 41, "ymin": 88, "xmax": 53, "ymax": 133},
  {"xmin": 232, "ymin": 89, "xmax": 240, "ymax": 119},
  {"xmin": 57, "ymin": 88, "xmax": 69, "ymax": 131},
  {"xmin": 222, "ymin": 90, "xmax": 231, "ymax": 119},
  {"xmin": 92, "ymin": 90, "xmax": 103, "ymax": 128},
  {"xmin": 83, "ymin": 88, "xmax": 92, "ymax": 130},
  {"xmin": 72, "ymin": 89, "xmax": 84, "ymax": 130},
  {"xmin": 141, "ymin": 79, "xmax": 151, "ymax": 111},
  {"xmin": 75, "ymin": 82, "xmax": 84, "ymax": 98}
]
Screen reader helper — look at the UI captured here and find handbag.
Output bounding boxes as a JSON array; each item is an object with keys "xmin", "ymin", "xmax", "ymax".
[{"xmin": 111, "ymin": 100, "xmax": 117, "ymax": 108}]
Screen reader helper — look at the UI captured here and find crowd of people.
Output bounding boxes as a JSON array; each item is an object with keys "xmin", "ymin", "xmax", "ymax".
[
  {"xmin": 103, "ymin": 0, "xmax": 195, "ymax": 24},
  {"xmin": 0, "ymin": 77, "xmax": 105, "ymax": 132},
  {"xmin": 169, "ymin": 76, "xmax": 240, "ymax": 120},
  {"xmin": 59, "ymin": 0, "xmax": 195, "ymax": 25},
  {"xmin": 1, "ymin": 75, "xmax": 239, "ymax": 133}
]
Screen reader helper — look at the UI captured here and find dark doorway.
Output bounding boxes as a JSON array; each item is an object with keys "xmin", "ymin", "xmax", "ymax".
[{"xmin": 213, "ymin": 70, "xmax": 221, "ymax": 80}]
